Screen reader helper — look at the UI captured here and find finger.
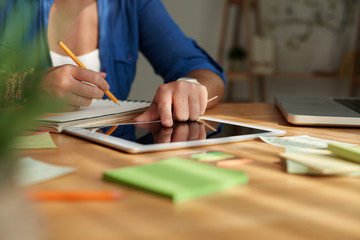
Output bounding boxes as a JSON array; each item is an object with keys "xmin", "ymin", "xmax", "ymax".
[
  {"xmin": 144, "ymin": 121, "xmax": 171, "ymax": 143},
  {"xmin": 55, "ymin": 104, "xmax": 80, "ymax": 112},
  {"xmin": 66, "ymin": 92, "xmax": 93, "ymax": 107},
  {"xmin": 171, "ymin": 123, "xmax": 189, "ymax": 142},
  {"xmin": 134, "ymin": 103, "xmax": 160, "ymax": 122},
  {"xmin": 188, "ymin": 90, "xmax": 201, "ymax": 121},
  {"xmin": 153, "ymin": 127, "xmax": 173, "ymax": 144},
  {"xmin": 187, "ymin": 122, "xmax": 201, "ymax": 141},
  {"xmin": 172, "ymin": 91, "xmax": 189, "ymax": 122},
  {"xmin": 99, "ymin": 72, "xmax": 107, "ymax": 78},
  {"xmin": 198, "ymin": 123, "xmax": 207, "ymax": 140},
  {"xmin": 72, "ymin": 67, "xmax": 110, "ymax": 91},
  {"xmin": 158, "ymin": 100, "xmax": 173, "ymax": 127},
  {"xmin": 200, "ymin": 85, "xmax": 208, "ymax": 116},
  {"xmin": 135, "ymin": 122, "xmax": 163, "ymax": 138},
  {"xmin": 155, "ymin": 85, "xmax": 174, "ymax": 127},
  {"xmin": 70, "ymin": 79, "xmax": 105, "ymax": 99}
]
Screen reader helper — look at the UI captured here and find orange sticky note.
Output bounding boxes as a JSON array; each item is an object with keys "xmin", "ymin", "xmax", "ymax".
[{"xmin": 216, "ymin": 158, "xmax": 254, "ymax": 167}]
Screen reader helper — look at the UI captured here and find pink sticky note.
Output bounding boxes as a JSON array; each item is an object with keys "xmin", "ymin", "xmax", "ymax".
[
  {"xmin": 216, "ymin": 158, "xmax": 254, "ymax": 167},
  {"xmin": 34, "ymin": 131, "xmax": 49, "ymax": 135}
]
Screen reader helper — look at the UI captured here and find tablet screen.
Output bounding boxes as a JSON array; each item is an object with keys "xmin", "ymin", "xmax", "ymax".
[{"xmin": 87, "ymin": 119, "xmax": 269, "ymax": 145}]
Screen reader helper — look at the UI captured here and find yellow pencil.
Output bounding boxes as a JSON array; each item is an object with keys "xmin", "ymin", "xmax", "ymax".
[
  {"xmin": 105, "ymin": 125, "xmax": 118, "ymax": 135},
  {"xmin": 198, "ymin": 119, "xmax": 217, "ymax": 132},
  {"xmin": 58, "ymin": 41, "xmax": 120, "ymax": 105},
  {"xmin": 207, "ymin": 95, "xmax": 218, "ymax": 103}
]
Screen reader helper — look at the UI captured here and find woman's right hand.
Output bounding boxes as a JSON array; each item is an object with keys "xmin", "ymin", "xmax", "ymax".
[{"xmin": 40, "ymin": 65, "xmax": 110, "ymax": 111}]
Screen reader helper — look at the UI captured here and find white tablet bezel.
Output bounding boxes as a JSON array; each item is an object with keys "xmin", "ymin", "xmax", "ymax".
[{"xmin": 63, "ymin": 117, "xmax": 286, "ymax": 153}]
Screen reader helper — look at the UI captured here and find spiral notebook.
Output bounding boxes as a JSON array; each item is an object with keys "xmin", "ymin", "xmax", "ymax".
[{"xmin": 33, "ymin": 99, "xmax": 150, "ymax": 133}]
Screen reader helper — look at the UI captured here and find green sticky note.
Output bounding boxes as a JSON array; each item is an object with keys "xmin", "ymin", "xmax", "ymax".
[
  {"xmin": 328, "ymin": 143, "xmax": 360, "ymax": 163},
  {"xmin": 191, "ymin": 152, "xmax": 235, "ymax": 162},
  {"xmin": 11, "ymin": 132, "xmax": 57, "ymax": 149},
  {"xmin": 104, "ymin": 157, "xmax": 248, "ymax": 203}
]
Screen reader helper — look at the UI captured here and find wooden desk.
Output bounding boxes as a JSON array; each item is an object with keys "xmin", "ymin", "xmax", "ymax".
[{"xmin": 22, "ymin": 103, "xmax": 360, "ymax": 240}]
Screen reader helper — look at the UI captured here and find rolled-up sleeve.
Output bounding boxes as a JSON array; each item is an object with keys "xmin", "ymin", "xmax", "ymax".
[{"xmin": 138, "ymin": 0, "xmax": 225, "ymax": 84}]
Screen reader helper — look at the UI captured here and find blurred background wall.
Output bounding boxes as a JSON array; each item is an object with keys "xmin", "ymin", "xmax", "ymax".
[{"xmin": 128, "ymin": 0, "xmax": 360, "ymax": 102}]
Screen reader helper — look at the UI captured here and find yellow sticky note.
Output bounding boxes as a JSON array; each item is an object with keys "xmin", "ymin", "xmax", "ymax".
[
  {"xmin": 280, "ymin": 151, "xmax": 360, "ymax": 174},
  {"xmin": 11, "ymin": 132, "xmax": 57, "ymax": 149}
]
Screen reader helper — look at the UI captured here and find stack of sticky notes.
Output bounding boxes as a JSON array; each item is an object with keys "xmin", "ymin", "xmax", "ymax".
[
  {"xmin": 104, "ymin": 157, "xmax": 248, "ymax": 202},
  {"xmin": 280, "ymin": 144, "xmax": 360, "ymax": 176}
]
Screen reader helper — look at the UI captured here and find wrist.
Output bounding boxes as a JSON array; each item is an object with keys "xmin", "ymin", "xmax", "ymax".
[{"xmin": 176, "ymin": 77, "xmax": 199, "ymax": 84}]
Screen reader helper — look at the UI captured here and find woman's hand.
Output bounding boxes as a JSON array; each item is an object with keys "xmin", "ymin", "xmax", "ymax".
[
  {"xmin": 134, "ymin": 80, "xmax": 208, "ymax": 127},
  {"xmin": 40, "ymin": 65, "xmax": 109, "ymax": 111}
]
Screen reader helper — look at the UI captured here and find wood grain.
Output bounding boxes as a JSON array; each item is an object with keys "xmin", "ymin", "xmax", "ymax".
[{"xmin": 22, "ymin": 103, "xmax": 360, "ymax": 240}]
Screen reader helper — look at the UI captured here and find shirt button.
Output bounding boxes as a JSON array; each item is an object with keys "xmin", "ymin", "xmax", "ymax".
[{"xmin": 127, "ymin": 54, "xmax": 133, "ymax": 61}]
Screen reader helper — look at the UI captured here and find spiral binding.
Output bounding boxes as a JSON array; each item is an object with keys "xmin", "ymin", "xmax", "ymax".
[
  {"xmin": 95, "ymin": 99, "xmax": 151, "ymax": 104},
  {"xmin": 119, "ymin": 99, "xmax": 151, "ymax": 104}
]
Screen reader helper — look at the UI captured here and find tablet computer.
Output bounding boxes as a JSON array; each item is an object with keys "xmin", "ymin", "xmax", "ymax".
[{"xmin": 64, "ymin": 117, "xmax": 286, "ymax": 153}]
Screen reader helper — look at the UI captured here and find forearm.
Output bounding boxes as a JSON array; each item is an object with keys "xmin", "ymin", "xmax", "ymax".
[{"xmin": 185, "ymin": 69, "xmax": 225, "ymax": 108}]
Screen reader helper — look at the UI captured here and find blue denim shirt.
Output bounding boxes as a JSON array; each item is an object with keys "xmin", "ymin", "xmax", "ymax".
[{"xmin": 0, "ymin": 0, "xmax": 225, "ymax": 100}]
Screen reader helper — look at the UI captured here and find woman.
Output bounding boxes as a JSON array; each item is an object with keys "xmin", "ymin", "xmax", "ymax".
[{"xmin": 0, "ymin": 0, "xmax": 225, "ymax": 127}]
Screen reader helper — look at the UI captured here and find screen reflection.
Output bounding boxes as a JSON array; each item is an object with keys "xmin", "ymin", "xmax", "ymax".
[{"xmin": 91, "ymin": 120, "xmax": 268, "ymax": 145}]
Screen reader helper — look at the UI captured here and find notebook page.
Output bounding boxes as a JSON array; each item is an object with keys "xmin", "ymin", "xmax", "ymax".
[{"xmin": 37, "ymin": 99, "xmax": 150, "ymax": 123}]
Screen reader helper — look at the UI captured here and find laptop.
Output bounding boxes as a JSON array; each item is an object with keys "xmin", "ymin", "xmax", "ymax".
[{"xmin": 274, "ymin": 95, "xmax": 360, "ymax": 127}]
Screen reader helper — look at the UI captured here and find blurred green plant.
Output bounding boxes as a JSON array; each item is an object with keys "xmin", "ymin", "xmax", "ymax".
[
  {"xmin": 0, "ymin": 72, "xmax": 60, "ymax": 155},
  {"xmin": 0, "ymin": 0, "xmax": 63, "ymax": 181}
]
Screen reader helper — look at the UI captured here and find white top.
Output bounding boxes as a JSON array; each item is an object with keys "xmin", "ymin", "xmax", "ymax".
[{"xmin": 50, "ymin": 49, "xmax": 101, "ymax": 72}]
